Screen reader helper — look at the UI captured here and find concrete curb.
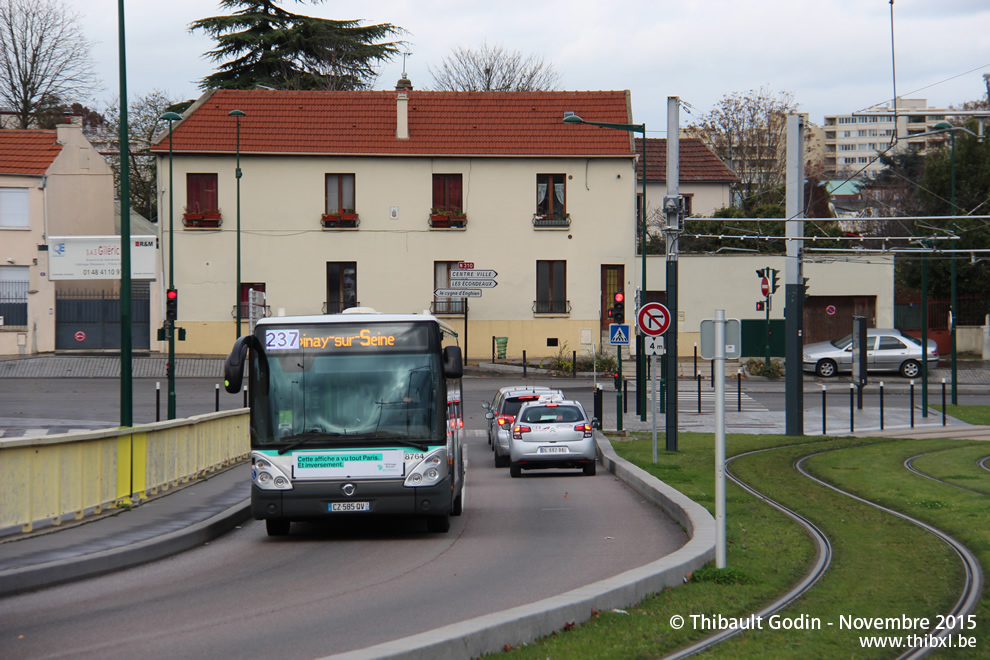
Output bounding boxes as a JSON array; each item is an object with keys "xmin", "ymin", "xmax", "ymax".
[
  {"xmin": 322, "ymin": 434, "xmax": 716, "ymax": 660},
  {"xmin": 0, "ymin": 499, "xmax": 251, "ymax": 598}
]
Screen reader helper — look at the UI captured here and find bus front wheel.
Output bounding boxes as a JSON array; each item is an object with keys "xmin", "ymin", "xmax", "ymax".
[{"xmin": 266, "ymin": 519, "xmax": 290, "ymax": 536}]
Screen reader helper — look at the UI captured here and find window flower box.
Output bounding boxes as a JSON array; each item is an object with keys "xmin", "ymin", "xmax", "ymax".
[
  {"xmin": 183, "ymin": 209, "xmax": 222, "ymax": 228},
  {"xmin": 430, "ymin": 208, "xmax": 466, "ymax": 229}
]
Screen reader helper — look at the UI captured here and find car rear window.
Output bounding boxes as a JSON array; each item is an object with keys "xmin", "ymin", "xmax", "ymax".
[
  {"xmin": 520, "ymin": 405, "xmax": 584, "ymax": 423},
  {"xmin": 503, "ymin": 394, "xmax": 550, "ymax": 415}
]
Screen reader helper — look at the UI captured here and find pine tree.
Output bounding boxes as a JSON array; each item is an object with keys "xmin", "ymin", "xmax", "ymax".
[{"xmin": 190, "ymin": 0, "xmax": 405, "ymax": 91}]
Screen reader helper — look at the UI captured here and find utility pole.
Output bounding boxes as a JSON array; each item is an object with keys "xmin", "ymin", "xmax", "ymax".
[
  {"xmin": 664, "ymin": 97, "xmax": 682, "ymax": 451},
  {"xmin": 784, "ymin": 114, "xmax": 805, "ymax": 436}
]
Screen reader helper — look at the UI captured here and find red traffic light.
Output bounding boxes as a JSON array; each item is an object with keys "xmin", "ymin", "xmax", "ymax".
[
  {"xmin": 614, "ymin": 291, "xmax": 624, "ymax": 303},
  {"xmin": 166, "ymin": 289, "xmax": 178, "ymax": 300}
]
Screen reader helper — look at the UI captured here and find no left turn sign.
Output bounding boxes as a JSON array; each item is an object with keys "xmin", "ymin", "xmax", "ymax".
[{"xmin": 637, "ymin": 302, "xmax": 671, "ymax": 337}]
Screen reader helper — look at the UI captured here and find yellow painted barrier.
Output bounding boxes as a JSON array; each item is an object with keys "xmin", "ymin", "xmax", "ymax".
[{"xmin": 0, "ymin": 410, "xmax": 249, "ymax": 534}]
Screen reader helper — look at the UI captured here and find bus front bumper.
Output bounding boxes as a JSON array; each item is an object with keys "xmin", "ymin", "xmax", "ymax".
[{"xmin": 251, "ymin": 477, "xmax": 453, "ymax": 520}]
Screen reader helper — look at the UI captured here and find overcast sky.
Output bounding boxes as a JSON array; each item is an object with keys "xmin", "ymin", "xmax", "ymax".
[{"xmin": 78, "ymin": 0, "xmax": 990, "ymax": 134}]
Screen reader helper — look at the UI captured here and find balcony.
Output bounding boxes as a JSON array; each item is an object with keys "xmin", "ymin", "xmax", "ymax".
[
  {"xmin": 431, "ymin": 299, "xmax": 467, "ymax": 315},
  {"xmin": 429, "ymin": 211, "xmax": 467, "ymax": 230},
  {"xmin": 323, "ymin": 301, "xmax": 360, "ymax": 314},
  {"xmin": 532, "ymin": 213, "xmax": 571, "ymax": 229},
  {"xmin": 183, "ymin": 210, "xmax": 222, "ymax": 229},
  {"xmin": 321, "ymin": 211, "xmax": 360, "ymax": 230},
  {"xmin": 533, "ymin": 300, "xmax": 571, "ymax": 315}
]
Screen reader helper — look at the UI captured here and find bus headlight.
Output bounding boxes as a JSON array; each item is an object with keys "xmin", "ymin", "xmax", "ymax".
[
  {"xmin": 404, "ymin": 448, "xmax": 448, "ymax": 487},
  {"xmin": 253, "ymin": 453, "xmax": 293, "ymax": 491}
]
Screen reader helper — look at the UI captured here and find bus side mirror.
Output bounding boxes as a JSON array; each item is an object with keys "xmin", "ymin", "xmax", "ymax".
[
  {"xmin": 443, "ymin": 345, "xmax": 463, "ymax": 379},
  {"xmin": 224, "ymin": 335, "xmax": 265, "ymax": 394}
]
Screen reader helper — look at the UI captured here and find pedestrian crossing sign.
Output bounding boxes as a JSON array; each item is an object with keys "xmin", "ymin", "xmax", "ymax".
[{"xmin": 609, "ymin": 324, "xmax": 630, "ymax": 345}]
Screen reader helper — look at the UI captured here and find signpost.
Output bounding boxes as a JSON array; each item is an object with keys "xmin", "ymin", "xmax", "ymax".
[
  {"xmin": 636, "ymin": 302, "xmax": 671, "ymax": 463},
  {"xmin": 444, "ymin": 264, "xmax": 498, "ymax": 363}
]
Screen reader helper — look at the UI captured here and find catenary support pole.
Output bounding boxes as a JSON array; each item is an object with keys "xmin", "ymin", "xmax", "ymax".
[{"xmin": 784, "ymin": 114, "xmax": 805, "ymax": 436}]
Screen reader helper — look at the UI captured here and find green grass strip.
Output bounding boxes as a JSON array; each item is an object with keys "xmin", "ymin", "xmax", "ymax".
[{"xmin": 492, "ymin": 432, "xmax": 982, "ymax": 659}]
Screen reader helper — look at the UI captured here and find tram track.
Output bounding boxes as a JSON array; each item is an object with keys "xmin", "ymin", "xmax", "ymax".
[
  {"xmin": 663, "ymin": 441, "xmax": 984, "ymax": 660},
  {"xmin": 904, "ymin": 453, "xmax": 988, "ymax": 495}
]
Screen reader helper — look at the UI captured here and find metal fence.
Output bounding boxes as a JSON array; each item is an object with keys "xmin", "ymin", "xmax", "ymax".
[{"xmin": 0, "ymin": 280, "xmax": 28, "ymax": 328}]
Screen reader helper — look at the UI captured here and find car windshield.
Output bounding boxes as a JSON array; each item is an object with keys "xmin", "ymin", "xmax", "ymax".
[
  {"xmin": 830, "ymin": 333, "xmax": 853, "ymax": 349},
  {"xmin": 520, "ymin": 405, "xmax": 584, "ymax": 424}
]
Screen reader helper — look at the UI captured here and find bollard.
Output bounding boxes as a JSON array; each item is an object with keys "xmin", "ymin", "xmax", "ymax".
[
  {"xmin": 243, "ymin": 385, "xmax": 248, "ymax": 408},
  {"xmin": 821, "ymin": 384, "xmax": 827, "ymax": 435},
  {"xmin": 215, "ymin": 383, "xmax": 220, "ymax": 412},
  {"xmin": 879, "ymin": 381, "xmax": 885, "ymax": 430},
  {"xmin": 572, "ymin": 350, "xmax": 577, "ymax": 378},
  {"xmin": 911, "ymin": 379, "xmax": 919, "ymax": 426},
  {"xmin": 491, "ymin": 336, "xmax": 496, "ymax": 364},
  {"xmin": 693, "ymin": 343, "xmax": 698, "ymax": 378},
  {"xmin": 942, "ymin": 378, "xmax": 946, "ymax": 426},
  {"xmin": 593, "ymin": 386, "xmax": 603, "ymax": 425},
  {"xmin": 522, "ymin": 350, "xmax": 527, "ymax": 379},
  {"xmin": 737, "ymin": 369, "xmax": 742, "ymax": 413},
  {"xmin": 849, "ymin": 383, "xmax": 855, "ymax": 433},
  {"xmin": 623, "ymin": 378, "xmax": 628, "ymax": 414},
  {"xmin": 156, "ymin": 381, "xmax": 161, "ymax": 422},
  {"xmin": 697, "ymin": 371, "xmax": 702, "ymax": 414},
  {"xmin": 710, "ymin": 358, "xmax": 715, "ymax": 389}
]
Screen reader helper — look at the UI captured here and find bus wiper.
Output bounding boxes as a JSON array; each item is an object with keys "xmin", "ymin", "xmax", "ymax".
[{"xmin": 278, "ymin": 430, "xmax": 341, "ymax": 455}]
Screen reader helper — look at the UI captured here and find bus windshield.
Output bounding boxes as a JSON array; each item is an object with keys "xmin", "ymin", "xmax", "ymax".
[{"xmin": 249, "ymin": 323, "xmax": 445, "ymax": 449}]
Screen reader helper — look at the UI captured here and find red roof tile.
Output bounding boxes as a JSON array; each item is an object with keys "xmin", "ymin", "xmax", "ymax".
[
  {"xmin": 151, "ymin": 89, "xmax": 635, "ymax": 157},
  {"xmin": 636, "ymin": 137, "xmax": 738, "ymax": 183},
  {"xmin": 0, "ymin": 130, "xmax": 62, "ymax": 175}
]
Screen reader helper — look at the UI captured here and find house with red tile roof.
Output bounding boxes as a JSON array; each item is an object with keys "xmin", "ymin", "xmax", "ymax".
[
  {"xmin": 636, "ymin": 137, "xmax": 738, "ymax": 217},
  {"xmin": 0, "ymin": 126, "xmax": 124, "ymax": 356},
  {"xmin": 149, "ymin": 87, "xmax": 895, "ymax": 359},
  {"xmin": 150, "ymin": 87, "xmax": 643, "ymax": 357}
]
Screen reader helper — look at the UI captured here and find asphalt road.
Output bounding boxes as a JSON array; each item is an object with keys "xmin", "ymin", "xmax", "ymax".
[{"xmin": 0, "ymin": 375, "xmax": 688, "ymax": 659}]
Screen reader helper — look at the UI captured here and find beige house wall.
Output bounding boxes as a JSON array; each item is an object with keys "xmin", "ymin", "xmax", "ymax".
[
  {"xmin": 0, "ymin": 126, "xmax": 123, "ymax": 356},
  {"xmin": 159, "ymin": 153, "xmax": 639, "ymax": 358},
  {"xmin": 644, "ymin": 254, "xmax": 894, "ymax": 354},
  {"xmin": 645, "ymin": 181, "xmax": 733, "ymax": 218}
]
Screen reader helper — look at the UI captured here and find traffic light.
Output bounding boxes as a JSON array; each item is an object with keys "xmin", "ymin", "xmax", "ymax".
[
  {"xmin": 755, "ymin": 268, "xmax": 766, "ymax": 278},
  {"xmin": 756, "ymin": 301, "xmax": 765, "ymax": 312},
  {"xmin": 613, "ymin": 290, "xmax": 625, "ymax": 324},
  {"xmin": 613, "ymin": 372, "xmax": 621, "ymax": 390},
  {"xmin": 802, "ymin": 277, "xmax": 810, "ymax": 298},
  {"xmin": 165, "ymin": 288, "xmax": 178, "ymax": 321},
  {"xmin": 770, "ymin": 268, "xmax": 780, "ymax": 294}
]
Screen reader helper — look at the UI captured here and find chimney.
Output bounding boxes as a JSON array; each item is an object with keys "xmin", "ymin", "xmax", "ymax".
[{"xmin": 396, "ymin": 76, "xmax": 411, "ymax": 140}]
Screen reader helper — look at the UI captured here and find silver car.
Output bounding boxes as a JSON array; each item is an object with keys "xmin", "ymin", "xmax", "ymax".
[
  {"xmin": 482, "ymin": 386, "xmax": 562, "ymax": 468},
  {"xmin": 802, "ymin": 328, "xmax": 938, "ymax": 378},
  {"xmin": 508, "ymin": 396, "xmax": 598, "ymax": 477}
]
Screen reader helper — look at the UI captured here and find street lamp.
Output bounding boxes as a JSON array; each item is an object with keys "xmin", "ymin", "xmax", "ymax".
[
  {"xmin": 161, "ymin": 111, "xmax": 182, "ymax": 419},
  {"xmin": 563, "ymin": 113, "xmax": 649, "ymax": 425},
  {"xmin": 229, "ymin": 109, "xmax": 245, "ymax": 338},
  {"xmin": 932, "ymin": 121, "xmax": 977, "ymax": 405}
]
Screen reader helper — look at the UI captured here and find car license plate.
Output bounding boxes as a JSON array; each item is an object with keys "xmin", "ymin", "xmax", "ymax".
[
  {"xmin": 331, "ymin": 502, "xmax": 370, "ymax": 512},
  {"xmin": 537, "ymin": 446, "xmax": 568, "ymax": 454}
]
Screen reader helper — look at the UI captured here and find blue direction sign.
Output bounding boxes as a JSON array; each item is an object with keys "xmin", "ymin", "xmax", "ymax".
[{"xmin": 609, "ymin": 324, "xmax": 630, "ymax": 345}]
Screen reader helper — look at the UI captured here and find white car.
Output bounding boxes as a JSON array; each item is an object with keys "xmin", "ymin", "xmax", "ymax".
[
  {"xmin": 802, "ymin": 328, "xmax": 938, "ymax": 378},
  {"xmin": 508, "ymin": 395, "xmax": 598, "ymax": 478}
]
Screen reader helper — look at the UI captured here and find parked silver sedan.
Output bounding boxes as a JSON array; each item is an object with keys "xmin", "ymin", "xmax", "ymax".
[
  {"xmin": 508, "ymin": 397, "xmax": 598, "ymax": 477},
  {"xmin": 802, "ymin": 328, "xmax": 938, "ymax": 378}
]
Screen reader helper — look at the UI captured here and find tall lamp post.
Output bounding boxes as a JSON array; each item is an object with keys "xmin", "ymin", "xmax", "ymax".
[
  {"xmin": 161, "ymin": 111, "xmax": 182, "ymax": 419},
  {"xmin": 563, "ymin": 113, "xmax": 648, "ymax": 422},
  {"xmin": 229, "ymin": 109, "xmax": 246, "ymax": 338},
  {"xmin": 932, "ymin": 121, "xmax": 976, "ymax": 406}
]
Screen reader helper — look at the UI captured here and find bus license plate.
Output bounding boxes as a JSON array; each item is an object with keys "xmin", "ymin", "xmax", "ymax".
[
  {"xmin": 331, "ymin": 502, "xmax": 370, "ymax": 512},
  {"xmin": 538, "ymin": 446, "xmax": 568, "ymax": 454}
]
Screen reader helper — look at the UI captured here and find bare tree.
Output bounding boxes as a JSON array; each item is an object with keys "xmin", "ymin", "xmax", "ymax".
[
  {"xmin": 102, "ymin": 90, "xmax": 184, "ymax": 223},
  {"xmin": 0, "ymin": 0, "xmax": 98, "ymax": 129},
  {"xmin": 428, "ymin": 42, "xmax": 560, "ymax": 92},
  {"xmin": 686, "ymin": 87, "xmax": 799, "ymax": 209}
]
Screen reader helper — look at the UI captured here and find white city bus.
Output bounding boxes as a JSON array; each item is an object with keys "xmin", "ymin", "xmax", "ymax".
[{"xmin": 224, "ymin": 310, "xmax": 466, "ymax": 536}]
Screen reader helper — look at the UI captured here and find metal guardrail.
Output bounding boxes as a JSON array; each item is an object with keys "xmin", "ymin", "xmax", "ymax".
[{"xmin": 0, "ymin": 410, "xmax": 249, "ymax": 534}]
